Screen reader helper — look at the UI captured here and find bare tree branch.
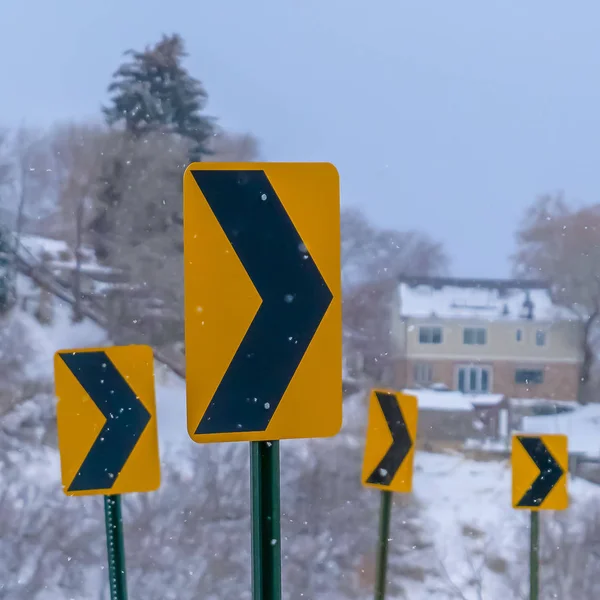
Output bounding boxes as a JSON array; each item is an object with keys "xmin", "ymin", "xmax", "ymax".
[{"xmin": 512, "ymin": 192, "xmax": 600, "ymax": 402}]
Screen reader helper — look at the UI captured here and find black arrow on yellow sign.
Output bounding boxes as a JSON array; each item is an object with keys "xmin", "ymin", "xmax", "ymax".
[
  {"xmin": 190, "ymin": 170, "xmax": 333, "ymax": 434},
  {"xmin": 59, "ymin": 351, "xmax": 151, "ymax": 492},
  {"xmin": 366, "ymin": 391, "xmax": 413, "ymax": 486},
  {"xmin": 516, "ymin": 436, "xmax": 564, "ymax": 507}
]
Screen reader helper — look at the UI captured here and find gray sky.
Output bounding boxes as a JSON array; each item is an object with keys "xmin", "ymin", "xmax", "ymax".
[{"xmin": 3, "ymin": 1, "xmax": 600, "ymax": 277}]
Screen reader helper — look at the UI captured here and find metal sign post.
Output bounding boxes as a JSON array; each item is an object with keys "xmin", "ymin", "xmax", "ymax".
[
  {"xmin": 529, "ymin": 511, "xmax": 539, "ymax": 600},
  {"xmin": 104, "ymin": 495, "xmax": 128, "ymax": 600},
  {"xmin": 251, "ymin": 441, "xmax": 282, "ymax": 600},
  {"xmin": 374, "ymin": 490, "xmax": 393, "ymax": 600}
]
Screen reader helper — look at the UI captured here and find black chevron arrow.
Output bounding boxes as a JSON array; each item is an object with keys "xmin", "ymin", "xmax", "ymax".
[
  {"xmin": 516, "ymin": 436, "xmax": 564, "ymax": 507},
  {"xmin": 367, "ymin": 392, "xmax": 413, "ymax": 486},
  {"xmin": 191, "ymin": 169, "xmax": 333, "ymax": 434},
  {"xmin": 59, "ymin": 351, "xmax": 151, "ymax": 492}
]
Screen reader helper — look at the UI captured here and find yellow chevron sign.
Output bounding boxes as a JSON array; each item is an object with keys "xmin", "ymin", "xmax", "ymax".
[
  {"xmin": 361, "ymin": 390, "xmax": 418, "ymax": 493},
  {"xmin": 55, "ymin": 345, "xmax": 161, "ymax": 496},
  {"xmin": 511, "ymin": 434, "xmax": 568, "ymax": 511},
  {"xmin": 183, "ymin": 163, "xmax": 342, "ymax": 443}
]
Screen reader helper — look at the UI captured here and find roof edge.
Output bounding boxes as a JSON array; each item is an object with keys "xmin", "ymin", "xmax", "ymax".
[{"xmin": 397, "ymin": 275, "xmax": 550, "ymax": 291}]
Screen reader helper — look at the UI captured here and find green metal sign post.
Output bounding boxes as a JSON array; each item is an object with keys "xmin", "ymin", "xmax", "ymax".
[
  {"xmin": 529, "ymin": 511, "xmax": 539, "ymax": 600},
  {"xmin": 104, "ymin": 495, "xmax": 129, "ymax": 600},
  {"xmin": 250, "ymin": 440, "xmax": 282, "ymax": 600},
  {"xmin": 374, "ymin": 490, "xmax": 393, "ymax": 600}
]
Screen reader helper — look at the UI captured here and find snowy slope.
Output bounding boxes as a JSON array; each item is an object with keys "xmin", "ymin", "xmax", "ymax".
[{"xmin": 339, "ymin": 393, "xmax": 600, "ymax": 599}]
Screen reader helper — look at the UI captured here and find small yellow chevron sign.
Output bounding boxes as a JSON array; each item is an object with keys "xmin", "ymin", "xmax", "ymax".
[
  {"xmin": 361, "ymin": 390, "xmax": 418, "ymax": 493},
  {"xmin": 511, "ymin": 434, "xmax": 568, "ymax": 511},
  {"xmin": 55, "ymin": 345, "xmax": 160, "ymax": 496}
]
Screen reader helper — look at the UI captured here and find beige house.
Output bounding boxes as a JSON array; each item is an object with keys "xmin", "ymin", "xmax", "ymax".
[{"xmin": 392, "ymin": 276, "xmax": 583, "ymax": 402}]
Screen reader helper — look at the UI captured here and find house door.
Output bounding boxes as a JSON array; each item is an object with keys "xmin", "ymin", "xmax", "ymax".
[{"xmin": 456, "ymin": 365, "xmax": 492, "ymax": 393}]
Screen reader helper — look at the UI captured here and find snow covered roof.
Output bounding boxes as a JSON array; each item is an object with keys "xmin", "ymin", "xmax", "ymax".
[
  {"xmin": 510, "ymin": 398, "xmax": 576, "ymax": 409},
  {"xmin": 404, "ymin": 389, "xmax": 475, "ymax": 412},
  {"xmin": 398, "ymin": 276, "xmax": 565, "ymax": 322},
  {"xmin": 468, "ymin": 394, "xmax": 506, "ymax": 407}
]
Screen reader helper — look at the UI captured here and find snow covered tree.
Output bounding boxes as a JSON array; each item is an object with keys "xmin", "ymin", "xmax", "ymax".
[
  {"xmin": 89, "ymin": 131, "xmax": 190, "ymax": 346},
  {"xmin": 103, "ymin": 33, "xmax": 214, "ymax": 161},
  {"xmin": 207, "ymin": 129, "xmax": 260, "ymax": 162}
]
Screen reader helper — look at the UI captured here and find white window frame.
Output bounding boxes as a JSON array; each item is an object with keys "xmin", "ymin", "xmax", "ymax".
[
  {"xmin": 455, "ymin": 364, "xmax": 493, "ymax": 394},
  {"xmin": 515, "ymin": 368, "xmax": 545, "ymax": 385},
  {"xmin": 413, "ymin": 362, "xmax": 433, "ymax": 386},
  {"xmin": 463, "ymin": 327, "xmax": 487, "ymax": 345},
  {"xmin": 419, "ymin": 326, "xmax": 443, "ymax": 345}
]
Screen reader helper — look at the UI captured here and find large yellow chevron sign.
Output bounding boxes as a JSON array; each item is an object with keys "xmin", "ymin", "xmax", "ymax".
[{"xmin": 183, "ymin": 162, "xmax": 342, "ymax": 444}]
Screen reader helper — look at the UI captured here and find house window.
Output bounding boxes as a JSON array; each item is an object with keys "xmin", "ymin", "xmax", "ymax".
[
  {"xmin": 515, "ymin": 369, "xmax": 544, "ymax": 385},
  {"xmin": 419, "ymin": 326, "xmax": 443, "ymax": 344},
  {"xmin": 516, "ymin": 329, "xmax": 522, "ymax": 342},
  {"xmin": 457, "ymin": 365, "xmax": 492, "ymax": 393},
  {"xmin": 535, "ymin": 330, "xmax": 546, "ymax": 346},
  {"xmin": 413, "ymin": 362, "xmax": 433, "ymax": 385},
  {"xmin": 463, "ymin": 327, "xmax": 487, "ymax": 345}
]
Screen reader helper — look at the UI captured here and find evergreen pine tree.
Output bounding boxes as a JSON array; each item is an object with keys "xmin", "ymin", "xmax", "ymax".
[
  {"xmin": 103, "ymin": 34, "xmax": 214, "ymax": 160},
  {"xmin": 93, "ymin": 35, "xmax": 216, "ymax": 343}
]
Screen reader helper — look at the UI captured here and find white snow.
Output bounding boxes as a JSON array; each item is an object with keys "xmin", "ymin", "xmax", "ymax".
[
  {"xmin": 46, "ymin": 260, "xmax": 125, "ymax": 277},
  {"xmin": 17, "ymin": 295, "xmax": 108, "ymax": 381},
  {"xmin": 154, "ymin": 371, "xmax": 191, "ymax": 455},
  {"xmin": 413, "ymin": 450, "xmax": 600, "ymax": 598},
  {"xmin": 16, "ymin": 233, "xmax": 98, "ymax": 268},
  {"xmin": 468, "ymin": 393, "xmax": 506, "ymax": 407},
  {"xmin": 17, "ymin": 233, "xmax": 72, "ymax": 259},
  {"xmin": 398, "ymin": 280, "xmax": 566, "ymax": 322},
  {"xmin": 511, "ymin": 397, "xmax": 577, "ymax": 410},
  {"xmin": 405, "ymin": 389, "xmax": 475, "ymax": 412},
  {"xmin": 521, "ymin": 403, "xmax": 600, "ymax": 457}
]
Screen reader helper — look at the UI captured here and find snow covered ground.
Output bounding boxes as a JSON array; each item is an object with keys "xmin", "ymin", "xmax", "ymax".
[{"xmin": 338, "ymin": 392, "xmax": 600, "ymax": 598}]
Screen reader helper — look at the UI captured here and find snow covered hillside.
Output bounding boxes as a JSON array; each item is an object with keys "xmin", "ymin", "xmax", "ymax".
[{"xmin": 2, "ymin": 237, "xmax": 600, "ymax": 598}]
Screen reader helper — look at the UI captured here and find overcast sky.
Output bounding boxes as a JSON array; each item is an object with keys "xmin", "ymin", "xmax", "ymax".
[{"xmin": 3, "ymin": 1, "xmax": 600, "ymax": 277}]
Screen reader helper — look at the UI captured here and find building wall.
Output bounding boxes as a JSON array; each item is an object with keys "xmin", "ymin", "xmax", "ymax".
[
  {"xmin": 403, "ymin": 317, "xmax": 582, "ymax": 363},
  {"xmin": 397, "ymin": 358, "xmax": 580, "ymax": 401},
  {"xmin": 417, "ymin": 410, "xmax": 479, "ymax": 444},
  {"xmin": 389, "ymin": 286, "xmax": 406, "ymax": 358}
]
